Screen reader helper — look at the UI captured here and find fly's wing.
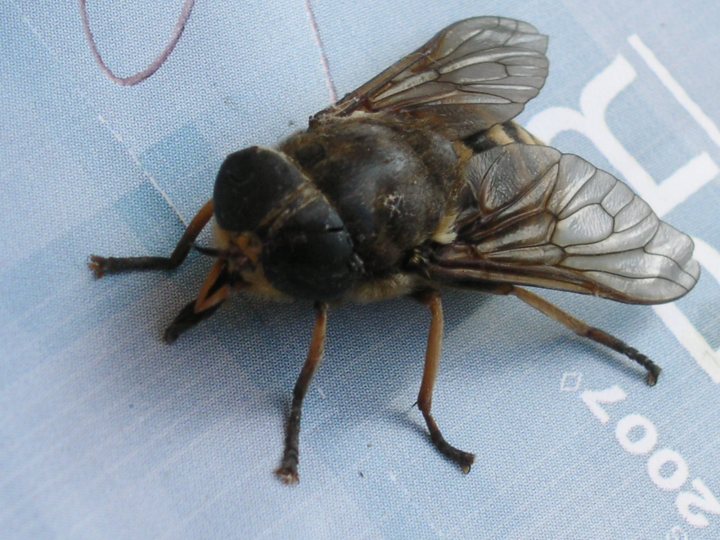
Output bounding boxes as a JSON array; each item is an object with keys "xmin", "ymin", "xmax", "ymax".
[
  {"xmin": 421, "ymin": 144, "xmax": 699, "ymax": 304},
  {"xmin": 312, "ymin": 17, "xmax": 548, "ymax": 138}
]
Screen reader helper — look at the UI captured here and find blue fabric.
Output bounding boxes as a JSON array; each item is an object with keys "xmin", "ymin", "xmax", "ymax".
[{"xmin": 2, "ymin": 1, "xmax": 719, "ymax": 538}]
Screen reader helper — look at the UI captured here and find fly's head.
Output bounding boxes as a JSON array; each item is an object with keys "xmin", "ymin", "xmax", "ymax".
[{"xmin": 209, "ymin": 146, "xmax": 363, "ymax": 302}]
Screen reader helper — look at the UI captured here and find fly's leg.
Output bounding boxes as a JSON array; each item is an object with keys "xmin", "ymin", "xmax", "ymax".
[
  {"xmin": 276, "ymin": 302, "xmax": 328, "ymax": 485},
  {"xmin": 416, "ymin": 291, "xmax": 475, "ymax": 472},
  {"xmin": 89, "ymin": 200, "xmax": 214, "ymax": 277},
  {"xmin": 511, "ymin": 287, "xmax": 661, "ymax": 386},
  {"xmin": 163, "ymin": 299, "xmax": 223, "ymax": 344},
  {"xmin": 163, "ymin": 260, "xmax": 232, "ymax": 344}
]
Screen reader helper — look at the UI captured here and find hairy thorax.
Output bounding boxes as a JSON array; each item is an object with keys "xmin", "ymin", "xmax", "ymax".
[{"xmin": 281, "ymin": 116, "xmax": 461, "ymax": 277}]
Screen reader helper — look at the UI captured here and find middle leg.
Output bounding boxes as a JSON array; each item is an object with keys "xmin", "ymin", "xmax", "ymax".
[{"xmin": 416, "ymin": 291, "xmax": 475, "ymax": 472}]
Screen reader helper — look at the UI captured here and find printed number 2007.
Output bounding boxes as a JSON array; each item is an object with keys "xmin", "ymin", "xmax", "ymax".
[{"xmin": 582, "ymin": 386, "xmax": 720, "ymax": 529}]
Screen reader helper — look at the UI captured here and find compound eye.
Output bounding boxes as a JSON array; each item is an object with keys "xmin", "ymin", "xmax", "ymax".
[
  {"xmin": 213, "ymin": 147, "xmax": 306, "ymax": 233},
  {"xmin": 262, "ymin": 198, "xmax": 362, "ymax": 301}
]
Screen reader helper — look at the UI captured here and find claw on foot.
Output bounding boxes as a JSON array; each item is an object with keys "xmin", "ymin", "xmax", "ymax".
[
  {"xmin": 429, "ymin": 428, "xmax": 475, "ymax": 474},
  {"xmin": 646, "ymin": 365, "xmax": 661, "ymax": 387},
  {"xmin": 275, "ymin": 466, "xmax": 299, "ymax": 485},
  {"xmin": 88, "ymin": 255, "xmax": 109, "ymax": 278},
  {"xmin": 458, "ymin": 452, "xmax": 475, "ymax": 474}
]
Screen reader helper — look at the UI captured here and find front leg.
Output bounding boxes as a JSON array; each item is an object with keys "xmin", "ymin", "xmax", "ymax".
[
  {"xmin": 163, "ymin": 298, "xmax": 223, "ymax": 344},
  {"xmin": 163, "ymin": 259, "xmax": 231, "ymax": 344},
  {"xmin": 89, "ymin": 200, "xmax": 214, "ymax": 277},
  {"xmin": 275, "ymin": 302, "xmax": 329, "ymax": 485}
]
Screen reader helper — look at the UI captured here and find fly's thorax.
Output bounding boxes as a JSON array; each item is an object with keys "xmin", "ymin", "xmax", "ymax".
[
  {"xmin": 281, "ymin": 119, "xmax": 458, "ymax": 276},
  {"xmin": 213, "ymin": 146, "xmax": 363, "ymax": 301}
]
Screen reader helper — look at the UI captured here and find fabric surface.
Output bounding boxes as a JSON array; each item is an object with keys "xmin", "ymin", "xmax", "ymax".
[{"xmin": 2, "ymin": 1, "xmax": 719, "ymax": 538}]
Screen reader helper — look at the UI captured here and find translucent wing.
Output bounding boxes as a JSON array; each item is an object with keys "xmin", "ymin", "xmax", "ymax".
[
  {"xmin": 421, "ymin": 144, "xmax": 699, "ymax": 304},
  {"xmin": 312, "ymin": 17, "xmax": 549, "ymax": 138}
]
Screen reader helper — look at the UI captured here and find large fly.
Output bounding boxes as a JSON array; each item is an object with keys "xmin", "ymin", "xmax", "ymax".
[{"xmin": 89, "ymin": 17, "xmax": 699, "ymax": 484}]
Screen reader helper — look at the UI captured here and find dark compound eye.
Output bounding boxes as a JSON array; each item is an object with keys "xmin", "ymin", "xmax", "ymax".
[
  {"xmin": 214, "ymin": 145, "xmax": 362, "ymax": 300},
  {"xmin": 262, "ymin": 197, "xmax": 362, "ymax": 301},
  {"xmin": 213, "ymin": 146, "xmax": 306, "ymax": 233}
]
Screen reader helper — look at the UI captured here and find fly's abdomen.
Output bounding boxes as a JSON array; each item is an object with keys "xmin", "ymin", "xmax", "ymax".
[{"xmin": 464, "ymin": 121, "xmax": 543, "ymax": 154}]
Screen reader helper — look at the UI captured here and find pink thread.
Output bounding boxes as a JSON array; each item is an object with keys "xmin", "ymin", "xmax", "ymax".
[
  {"xmin": 79, "ymin": 0, "xmax": 195, "ymax": 86},
  {"xmin": 304, "ymin": 0, "xmax": 338, "ymax": 104}
]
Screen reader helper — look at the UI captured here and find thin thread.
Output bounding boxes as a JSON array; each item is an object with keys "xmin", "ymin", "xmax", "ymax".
[
  {"xmin": 10, "ymin": 1, "xmax": 188, "ymax": 227},
  {"xmin": 304, "ymin": 0, "xmax": 338, "ymax": 104},
  {"xmin": 79, "ymin": 0, "xmax": 196, "ymax": 87},
  {"xmin": 97, "ymin": 114, "xmax": 188, "ymax": 225}
]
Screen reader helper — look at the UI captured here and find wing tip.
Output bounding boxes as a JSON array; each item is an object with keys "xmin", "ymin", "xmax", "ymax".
[{"xmin": 450, "ymin": 16, "xmax": 546, "ymax": 39}]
